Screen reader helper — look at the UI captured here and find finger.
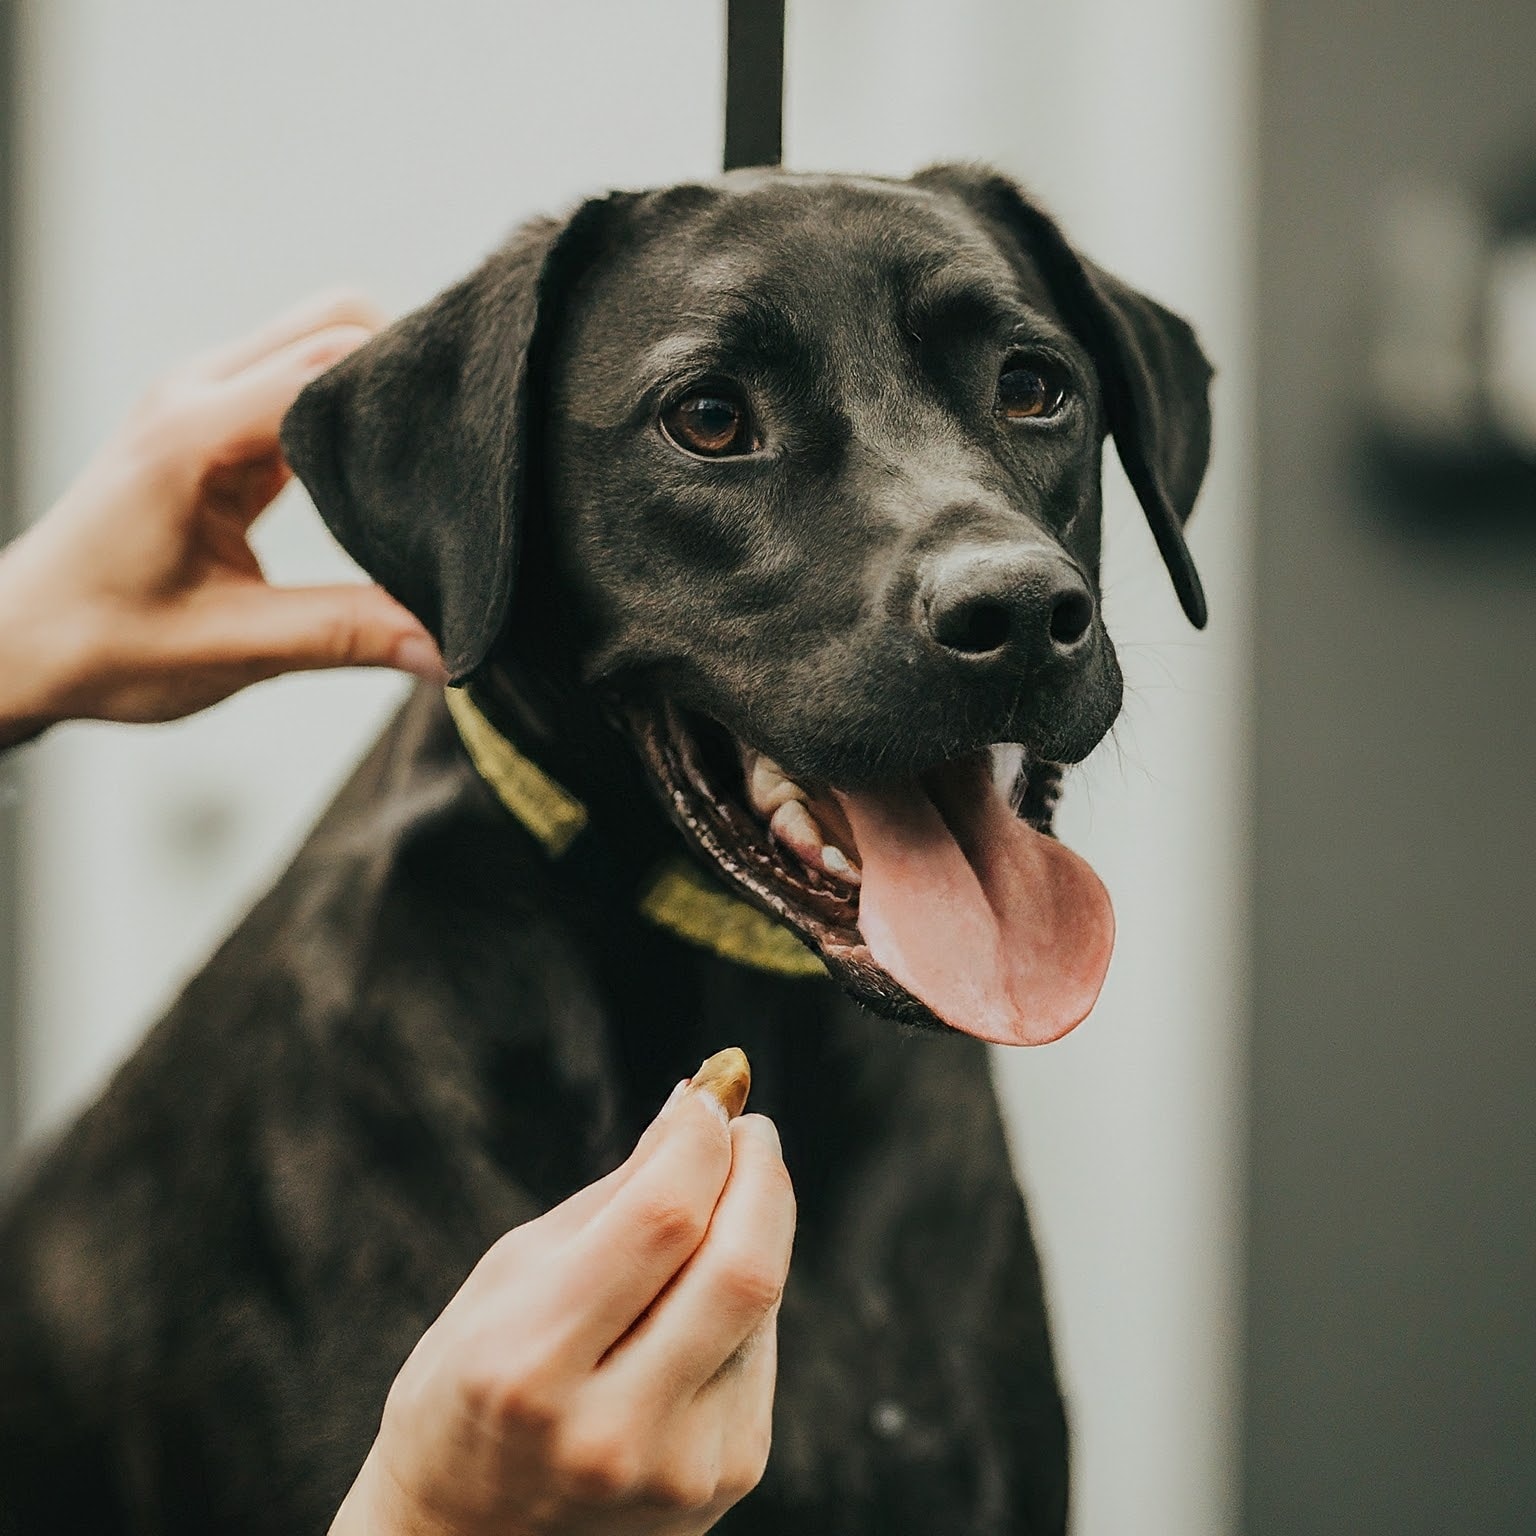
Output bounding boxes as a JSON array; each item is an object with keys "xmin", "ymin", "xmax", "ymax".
[
  {"xmin": 201, "ymin": 450, "xmax": 292, "ymax": 525},
  {"xmin": 197, "ymin": 323, "xmax": 378, "ymax": 475},
  {"xmin": 725, "ymin": 1299, "xmax": 780, "ymax": 1406},
  {"xmin": 520, "ymin": 1050, "xmax": 749, "ymax": 1251},
  {"xmin": 201, "ymin": 289, "xmax": 388, "ymax": 380},
  {"xmin": 206, "ymin": 582, "xmax": 446, "ymax": 681},
  {"xmin": 544, "ymin": 1085, "xmax": 734, "ymax": 1368},
  {"xmin": 712, "ymin": 1311, "xmax": 779, "ymax": 1500},
  {"xmin": 598, "ymin": 1115, "xmax": 794, "ymax": 1399},
  {"xmin": 524, "ymin": 1079, "xmax": 692, "ymax": 1248}
]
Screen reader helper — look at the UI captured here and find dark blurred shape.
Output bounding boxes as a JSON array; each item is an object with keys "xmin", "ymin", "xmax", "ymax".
[
  {"xmin": 1247, "ymin": 1, "xmax": 1536, "ymax": 1532},
  {"xmin": 1364, "ymin": 161, "xmax": 1536, "ymax": 531},
  {"xmin": 723, "ymin": 0, "xmax": 783, "ymax": 171}
]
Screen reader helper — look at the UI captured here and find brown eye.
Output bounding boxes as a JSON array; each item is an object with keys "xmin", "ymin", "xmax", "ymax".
[
  {"xmin": 997, "ymin": 360, "xmax": 1068, "ymax": 420},
  {"xmin": 661, "ymin": 391, "xmax": 754, "ymax": 456}
]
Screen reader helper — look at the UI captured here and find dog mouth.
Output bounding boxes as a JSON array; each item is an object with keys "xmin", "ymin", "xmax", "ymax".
[{"xmin": 629, "ymin": 701, "xmax": 1115, "ymax": 1045}]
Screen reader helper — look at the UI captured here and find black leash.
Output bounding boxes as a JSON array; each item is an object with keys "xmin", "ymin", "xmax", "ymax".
[{"xmin": 723, "ymin": 0, "xmax": 785, "ymax": 171}]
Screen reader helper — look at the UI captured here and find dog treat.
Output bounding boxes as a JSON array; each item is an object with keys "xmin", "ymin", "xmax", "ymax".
[{"xmin": 690, "ymin": 1047, "xmax": 751, "ymax": 1119}]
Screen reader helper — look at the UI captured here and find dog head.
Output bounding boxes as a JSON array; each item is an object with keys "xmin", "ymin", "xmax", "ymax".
[{"xmin": 281, "ymin": 165, "xmax": 1213, "ymax": 1045}]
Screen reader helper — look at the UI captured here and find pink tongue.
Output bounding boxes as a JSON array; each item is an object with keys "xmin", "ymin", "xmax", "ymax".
[{"xmin": 835, "ymin": 762, "xmax": 1114, "ymax": 1045}]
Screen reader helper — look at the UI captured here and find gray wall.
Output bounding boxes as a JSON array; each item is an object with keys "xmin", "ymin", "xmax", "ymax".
[
  {"xmin": 0, "ymin": 0, "xmax": 20, "ymax": 1167},
  {"xmin": 1245, "ymin": 1, "xmax": 1536, "ymax": 1530}
]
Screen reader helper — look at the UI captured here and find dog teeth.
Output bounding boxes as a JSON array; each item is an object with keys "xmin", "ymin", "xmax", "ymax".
[
  {"xmin": 992, "ymin": 742, "xmax": 1029, "ymax": 811},
  {"xmin": 743, "ymin": 747, "xmax": 860, "ymax": 887},
  {"xmin": 992, "ymin": 742, "xmax": 1026, "ymax": 791},
  {"xmin": 767, "ymin": 800, "xmax": 861, "ymax": 887},
  {"xmin": 769, "ymin": 798, "xmax": 825, "ymax": 860},
  {"xmin": 747, "ymin": 753, "xmax": 809, "ymax": 817},
  {"xmin": 820, "ymin": 844, "xmax": 861, "ymax": 884}
]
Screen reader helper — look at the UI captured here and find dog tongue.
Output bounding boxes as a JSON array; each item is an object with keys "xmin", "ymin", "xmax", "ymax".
[{"xmin": 834, "ymin": 760, "xmax": 1114, "ymax": 1045}]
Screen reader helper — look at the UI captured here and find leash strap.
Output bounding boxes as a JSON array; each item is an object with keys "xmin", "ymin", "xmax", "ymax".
[{"xmin": 444, "ymin": 688, "xmax": 825, "ymax": 980}]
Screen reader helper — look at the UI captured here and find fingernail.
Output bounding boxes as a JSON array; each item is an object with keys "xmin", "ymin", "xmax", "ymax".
[
  {"xmin": 688, "ymin": 1047, "xmax": 751, "ymax": 1122},
  {"xmin": 750, "ymin": 1114, "xmax": 782, "ymax": 1155},
  {"xmin": 300, "ymin": 324, "xmax": 374, "ymax": 375},
  {"xmin": 393, "ymin": 633, "xmax": 448, "ymax": 682}
]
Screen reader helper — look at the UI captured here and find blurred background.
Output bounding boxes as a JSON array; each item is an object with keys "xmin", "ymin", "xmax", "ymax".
[{"xmin": 0, "ymin": 2, "xmax": 1530, "ymax": 1533}]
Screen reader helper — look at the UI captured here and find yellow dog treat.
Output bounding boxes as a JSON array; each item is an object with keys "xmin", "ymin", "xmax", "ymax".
[{"xmin": 690, "ymin": 1047, "xmax": 751, "ymax": 1120}]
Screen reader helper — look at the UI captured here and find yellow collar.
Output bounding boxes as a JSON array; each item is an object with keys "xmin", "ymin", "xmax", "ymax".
[{"xmin": 445, "ymin": 687, "xmax": 825, "ymax": 980}]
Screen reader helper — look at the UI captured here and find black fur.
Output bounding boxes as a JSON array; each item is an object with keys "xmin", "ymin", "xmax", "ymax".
[{"xmin": 0, "ymin": 166, "xmax": 1212, "ymax": 1534}]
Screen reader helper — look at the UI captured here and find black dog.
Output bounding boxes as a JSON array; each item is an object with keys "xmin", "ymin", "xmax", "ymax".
[{"xmin": 0, "ymin": 165, "xmax": 1211, "ymax": 1535}]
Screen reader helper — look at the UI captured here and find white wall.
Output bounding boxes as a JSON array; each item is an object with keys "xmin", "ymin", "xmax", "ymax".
[
  {"xmin": 15, "ymin": 0, "xmax": 725, "ymax": 1134},
  {"xmin": 15, "ymin": 4, "xmax": 1252, "ymax": 1533},
  {"xmin": 786, "ymin": 5, "xmax": 1254, "ymax": 1535}
]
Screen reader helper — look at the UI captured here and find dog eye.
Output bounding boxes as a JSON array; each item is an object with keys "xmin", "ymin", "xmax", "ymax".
[
  {"xmin": 997, "ymin": 360, "xmax": 1069, "ymax": 421},
  {"xmin": 660, "ymin": 391, "xmax": 755, "ymax": 457}
]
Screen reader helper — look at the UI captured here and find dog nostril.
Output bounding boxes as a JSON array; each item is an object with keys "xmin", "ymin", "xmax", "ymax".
[
  {"xmin": 1048, "ymin": 590, "xmax": 1094, "ymax": 647},
  {"xmin": 934, "ymin": 597, "xmax": 1013, "ymax": 655}
]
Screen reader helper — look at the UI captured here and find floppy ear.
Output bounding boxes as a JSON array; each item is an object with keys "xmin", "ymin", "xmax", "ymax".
[
  {"xmin": 913, "ymin": 164, "xmax": 1214, "ymax": 628},
  {"xmin": 280, "ymin": 195, "xmax": 626, "ymax": 682}
]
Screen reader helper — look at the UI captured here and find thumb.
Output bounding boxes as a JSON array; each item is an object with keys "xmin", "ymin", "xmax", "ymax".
[{"xmin": 238, "ymin": 583, "xmax": 447, "ymax": 681}]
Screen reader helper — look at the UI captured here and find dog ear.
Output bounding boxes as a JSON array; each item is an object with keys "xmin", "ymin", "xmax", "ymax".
[
  {"xmin": 913, "ymin": 164, "xmax": 1213, "ymax": 629},
  {"xmin": 280, "ymin": 195, "xmax": 628, "ymax": 682}
]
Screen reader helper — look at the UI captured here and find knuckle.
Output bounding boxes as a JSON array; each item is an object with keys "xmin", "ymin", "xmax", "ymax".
[
  {"xmin": 460, "ymin": 1358, "xmax": 561, "ymax": 1436},
  {"xmin": 555, "ymin": 1430, "xmax": 644, "ymax": 1505},
  {"xmin": 631, "ymin": 1189, "xmax": 709, "ymax": 1257},
  {"xmin": 644, "ymin": 1462, "xmax": 718, "ymax": 1513},
  {"xmin": 720, "ymin": 1447, "xmax": 769, "ymax": 1503},
  {"xmin": 721, "ymin": 1411, "xmax": 774, "ymax": 1499},
  {"xmin": 715, "ymin": 1251, "xmax": 786, "ymax": 1315},
  {"xmin": 313, "ymin": 600, "xmax": 367, "ymax": 667},
  {"xmin": 125, "ymin": 382, "xmax": 203, "ymax": 466}
]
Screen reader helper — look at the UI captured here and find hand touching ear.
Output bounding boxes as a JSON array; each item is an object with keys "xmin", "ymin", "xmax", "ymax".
[{"xmin": 0, "ymin": 292, "xmax": 447, "ymax": 750}]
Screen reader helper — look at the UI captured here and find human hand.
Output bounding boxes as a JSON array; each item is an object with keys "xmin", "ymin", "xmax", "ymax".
[
  {"xmin": 330, "ymin": 1052, "xmax": 794, "ymax": 1536},
  {"xmin": 0, "ymin": 293, "xmax": 445, "ymax": 749}
]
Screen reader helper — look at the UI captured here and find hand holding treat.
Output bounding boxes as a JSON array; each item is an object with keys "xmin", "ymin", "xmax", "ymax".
[{"xmin": 331, "ymin": 1049, "xmax": 791, "ymax": 1536}]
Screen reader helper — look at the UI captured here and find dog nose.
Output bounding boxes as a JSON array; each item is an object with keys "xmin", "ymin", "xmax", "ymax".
[{"xmin": 921, "ymin": 546, "xmax": 1096, "ymax": 667}]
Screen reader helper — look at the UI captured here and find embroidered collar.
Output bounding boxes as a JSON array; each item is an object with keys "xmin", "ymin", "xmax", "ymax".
[{"xmin": 445, "ymin": 687, "xmax": 824, "ymax": 980}]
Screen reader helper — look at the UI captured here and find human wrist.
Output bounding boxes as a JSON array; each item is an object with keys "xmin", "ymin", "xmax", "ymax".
[
  {"xmin": 0, "ymin": 534, "xmax": 92, "ymax": 743},
  {"xmin": 328, "ymin": 1446, "xmax": 393, "ymax": 1536},
  {"xmin": 329, "ymin": 1442, "xmax": 451, "ymax": 1536},
  {"xmin": 0, "ymin": 527, "xmax": 102, "ymax": 742}
]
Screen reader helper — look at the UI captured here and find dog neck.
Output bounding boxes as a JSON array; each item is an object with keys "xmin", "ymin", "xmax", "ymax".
[{"xmin": 447, "ymin": 676, "xmax": 825, "ymax": 981}]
